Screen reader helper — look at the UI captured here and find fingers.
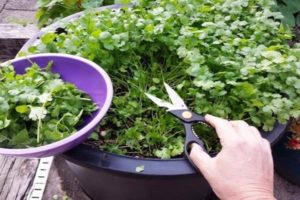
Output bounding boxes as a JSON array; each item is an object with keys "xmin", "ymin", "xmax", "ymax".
[
  {"xmin": 205, "ymin": 114, "xmax": 265, "ymax": 146},
  {"xmin": 250, "ymin": 126, "xmax": 262, "ymax": 140},
  {"xmin": 230, "ymin": 120, "xmax": 249, "ymax": 136},
  {"xmin": 204, "ymin": 114, "xmax": 230, "ymax": 130},
  {"xmin": 189, "ymin": 143, "xmax": 213, "ymax": 173},
  {"xmin": 230, "ymin": 120, "xmax": 253, "ymax": 140},
  {"xmin": 230, "ymin": 120, "xmax": 262, "ymax": 142},
  {"xmin": 262, "ymin": 139, "xmax": 272, "ymax": 157},
  {"xmin": 204, "ymin": 114, "xmax": 237, "ymax": 145}
]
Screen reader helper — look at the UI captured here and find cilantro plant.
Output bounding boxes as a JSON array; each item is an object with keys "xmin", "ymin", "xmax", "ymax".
[
  {"xmin": 36, "ymin": 0, "xmax": 300, "ymax": 32},
  {"xmin": 27, "ymin": 0, "xmax": 300, "ymax": 158},
  {"xmin": 0, "ymin": 62, "xmax": 97, "ymax": 148}
]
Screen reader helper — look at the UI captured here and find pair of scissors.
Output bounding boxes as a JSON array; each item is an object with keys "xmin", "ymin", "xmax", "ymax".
[{"xmin": 145, "ymin": 82, "xmax": 213, "ymax": 171}]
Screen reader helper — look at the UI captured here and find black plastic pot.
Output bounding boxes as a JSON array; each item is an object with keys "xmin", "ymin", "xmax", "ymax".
[
  {"xmin": 62, "ymin": 122, "xmax": 287, "ymax": 200},
  {"xmin": 273, "ymin": 131, "xmax": 300, "ymax": 186},
  {"xmin": 62, "ymin": 145, "xmax": 213, "ymax": 200}
]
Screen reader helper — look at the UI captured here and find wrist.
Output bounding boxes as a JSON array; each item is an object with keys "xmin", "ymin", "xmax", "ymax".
[
  {"xmin": 220, "ymin": 185, "xmax": 275, "ymax": 200},
  {"xmin": 226, "ymin": 190, "xmax": 275, "ymax": 200},
  {"xmin": 238, "ymin": 196, "xmax": 275, "ymax": 200},
  {"xmin": 238, "ymin": 195, "xmax": 275, "ymax": 200}
]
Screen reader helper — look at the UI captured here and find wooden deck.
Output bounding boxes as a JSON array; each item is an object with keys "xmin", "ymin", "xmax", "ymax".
[
  {"xmin": 0, "ymin": 156, "xmax": 38, "ymax": 199},
  {"xmin": 0, "ymin": 156, "xmax": 90, "ymax": 200},
  {"xmin": 1, "ymin": 154, "xmax": 300, "ymax": 200}
]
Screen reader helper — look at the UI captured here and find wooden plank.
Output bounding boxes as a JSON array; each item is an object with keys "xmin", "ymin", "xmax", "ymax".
[
  {"xmin": 0, "ymin": 155, "xmax": 39, "ymax": 200},
  {"xmin": 0, "ymin": 24, "xmax": 38, "ymax": 62},
  {"xmin": 0, "ymin": 24, "xmax": 38, "ymax": 39},
  {"xmin": 47, "ymin": 156, "xmax": 90, "ymax": 200},
  {"xmin": 0, "ymin": 38, "xmax": 27, "ymax": 62}
]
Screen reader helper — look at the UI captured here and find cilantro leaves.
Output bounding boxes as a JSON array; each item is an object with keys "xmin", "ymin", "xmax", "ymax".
[
  {"xmin": 29, "ymin": 0, "xmax": 300, "ymax": 158},
  {"xmin": 0, "ymin": 62, "xmax": 97, "ymax": 148}
]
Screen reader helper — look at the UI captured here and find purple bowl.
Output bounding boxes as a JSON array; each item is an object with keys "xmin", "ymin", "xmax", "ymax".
[{"xmin": 0, "ymin": 53, "xmax": 113, "ymax": 158}]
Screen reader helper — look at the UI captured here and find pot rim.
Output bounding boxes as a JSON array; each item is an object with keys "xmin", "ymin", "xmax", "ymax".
[{"xmin": 62, "ymin": 121, "xmax": 288, "ymax": 176}]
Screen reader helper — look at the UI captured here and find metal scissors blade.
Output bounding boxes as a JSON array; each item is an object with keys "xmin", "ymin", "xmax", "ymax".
[
  {"xmin": 145, "ymin": 93, "xmax": 175, "ymax": 110},
  {"xmin": 146, "ymin": 82, "xmax": 211, "ymax": 173},
  {"xmin": 145, "ymin": 83, "xmax": 188, "ymax": 111},
  {"xmin": 163, "ymin": 82, "xmax": 188, "ymax": 110}
]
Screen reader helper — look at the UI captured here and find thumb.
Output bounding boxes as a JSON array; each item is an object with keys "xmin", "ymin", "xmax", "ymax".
[{"xmin": 189, "ymin": 143, "xmax": 213, "ymax": 174}]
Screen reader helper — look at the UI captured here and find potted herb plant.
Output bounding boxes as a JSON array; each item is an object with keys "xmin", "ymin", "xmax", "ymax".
[{"xmin": 20, "ymin": 0, "xmax": 300, "ymax": 199}]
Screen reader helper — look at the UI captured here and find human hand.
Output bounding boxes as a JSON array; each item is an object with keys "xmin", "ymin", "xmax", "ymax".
[{"xmin": 190, "ymin": 115, "xmax": 275, "ymax": 200}]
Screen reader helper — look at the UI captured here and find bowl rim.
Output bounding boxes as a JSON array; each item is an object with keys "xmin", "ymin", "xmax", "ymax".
[{"xmin": 0, "ymin": 53, "xmax": 113, "ymax": 156}]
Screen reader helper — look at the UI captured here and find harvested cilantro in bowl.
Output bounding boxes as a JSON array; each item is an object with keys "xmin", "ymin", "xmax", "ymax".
[{"xmin": 0, "ymin": 61, "xmax": 98, "ymax": 148}]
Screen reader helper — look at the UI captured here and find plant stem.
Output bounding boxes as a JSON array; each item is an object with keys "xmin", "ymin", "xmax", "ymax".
[{"xmin": 37, "ymin": 119, "xmax": 42, "ymax": 143}]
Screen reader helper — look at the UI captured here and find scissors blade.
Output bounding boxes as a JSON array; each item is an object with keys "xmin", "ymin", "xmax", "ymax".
[
  {"xmin": 163, "ymin": 82, "xmax": 188, "ymax": 110},
  {"xmin": 145, "ymin": 93, "xmax": 175, "ymax": 110}
]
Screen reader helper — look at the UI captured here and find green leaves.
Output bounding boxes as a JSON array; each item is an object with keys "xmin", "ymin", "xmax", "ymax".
[
  {"xmin": 82, "ymin": 0, "xmax": 104, "ymax": 9},
  {"xmin": 0, "ymin": 118, "xmax": 11, "ymax": 130},
  {"xmin": 35, "ymin": 0, "xmax": 131, "ymax": 27},
  {"xmin": 232, "ymin": 82, "xmax": 257, "ymax": 98},
  {"xmin": 41, "ymin": 32, "xmax": 57, "ymax": 44},
  {"xmin": 276, "ymin": 0, "xmax": 300, "ymax": 27},
  {"xmin": 154, "ymin": 137, "xmax": 184, "ymax": 159},
  {"xmin": 0, "ymin": 62, "xmax": 97, "ymax": 148},
  {"xmin": 30, "ymin": 0, "xmax": 300, "ymax": 158},
  {"xmin": 36, "ymin": 0, "xmax": 80, "ymax": 27},
  {"xmin": 15, "ymin": 105, "xmax": 29, "ymax": 114},
  {"xmin": 10, "ymin": 130, "xmax": 30, "ymax": 147}
]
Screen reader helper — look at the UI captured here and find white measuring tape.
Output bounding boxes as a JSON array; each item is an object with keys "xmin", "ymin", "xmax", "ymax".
[{"xmin": 27, "ymin": 156, "xmax": 54, "ymax": 200}]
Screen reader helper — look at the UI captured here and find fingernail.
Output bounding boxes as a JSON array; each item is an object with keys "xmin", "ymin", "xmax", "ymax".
[
  {"xmin": 191, "ymin": 143, "xmax": 201, "ymax": 151},
  {"xmin": 189, "ymin": 144, "xmax": 197, "ymax": 155}
]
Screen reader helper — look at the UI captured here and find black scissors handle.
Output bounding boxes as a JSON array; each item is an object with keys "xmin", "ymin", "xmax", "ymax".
[
  {"xmin": 182, "ymin": 123, "xmax": 207, "ymax": 172},
  {"xmin": 169, "ymin": 109, "xmax": 213, "ymax": 172}
]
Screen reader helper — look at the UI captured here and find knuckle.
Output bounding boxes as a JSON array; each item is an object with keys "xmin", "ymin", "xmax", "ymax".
[
  {"xmin": 250, "ymin": 126, "xmax": 259, "ymax": 132},
  {"xmin": 230, "ymin": 120, "xmax": 248, "ymax": 127},
  {"xmin": 233, "ymin": 137, "xmax": 262, "ymax": 150},
  {"xmin": 230, "ymin": 120, "xmax": 239, "ymax": 124},
  {"xmin": 239, "ymin": 120, "xmax": 249, "ymax": 127}
]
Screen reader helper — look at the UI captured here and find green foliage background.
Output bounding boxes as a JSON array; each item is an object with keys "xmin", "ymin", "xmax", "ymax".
[
  {"xmin": 276, "ymin": 0, "xmax": 300, "ymax": 27},
  {"xmin": 36, "ymin": 0, "xmax": 117, "ymax": 27},
  {"xmin": 36, "ymin": 0, "xmax": 300, "ymax": 28}
]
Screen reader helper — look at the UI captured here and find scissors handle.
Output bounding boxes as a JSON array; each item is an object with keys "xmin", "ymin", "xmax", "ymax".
[
  {"xmin": 183, "ymin": 123, "xmax": 207, "ymax": 172},
  {"xmin": 169, "ymin": 109, "xmax": 213, "ymax": 172},
  {"xmin": 169, "ymin": 109, "xmax": 208, "ymax": 123}
]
